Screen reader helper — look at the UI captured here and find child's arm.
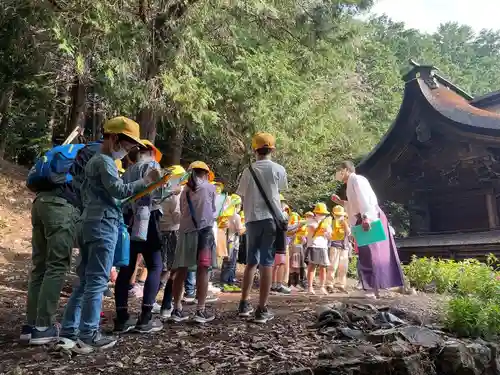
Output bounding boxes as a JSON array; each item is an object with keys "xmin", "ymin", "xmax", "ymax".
[{"xmin": 99, "ymin": 155, "xmax": 154, "ymax": 199}]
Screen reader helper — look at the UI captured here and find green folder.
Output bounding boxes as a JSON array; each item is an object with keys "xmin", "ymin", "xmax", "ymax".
[{"xmin": 352, "ymin": 219, "xmax": 387, "ymax": 247}]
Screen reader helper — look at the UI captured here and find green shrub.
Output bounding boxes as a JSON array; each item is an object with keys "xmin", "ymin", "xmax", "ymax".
[
  {"xmin": 446, "ymin": 296, "xmax": 500, "ymax": 339},
  {"xmin": 348, "ymin": 254, "xmax": 358, "ymax": 279}
]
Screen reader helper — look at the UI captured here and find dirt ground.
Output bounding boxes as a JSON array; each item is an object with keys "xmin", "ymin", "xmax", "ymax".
[{"xmin": 0, "ymin": 161, "xmax": 447, "ymax": 375}]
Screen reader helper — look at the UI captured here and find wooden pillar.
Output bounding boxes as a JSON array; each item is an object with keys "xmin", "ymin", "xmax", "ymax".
[
  {"xmin": 485, "ymin": 192, "xmax": 499, "ymax": 229},
  {"xmin": 408, "ymin": 194, "xmax": 431, "ymax": 236}
]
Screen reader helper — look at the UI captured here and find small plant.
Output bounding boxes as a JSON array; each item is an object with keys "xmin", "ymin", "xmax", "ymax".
[{"xmin": 348, "ymin": 254, "xmax": 358, "ymax": 279}]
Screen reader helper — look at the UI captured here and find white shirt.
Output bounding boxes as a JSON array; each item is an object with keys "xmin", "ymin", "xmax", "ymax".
[
  {"xmin": 345, "ymin": 173, "xmax": 379, "ymax": 227},
  {"xmin": 236, "ymin": 159, "xmax": 288, "ymax": 223}
]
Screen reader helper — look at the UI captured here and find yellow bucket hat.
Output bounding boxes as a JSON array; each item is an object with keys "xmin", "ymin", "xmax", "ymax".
[
  {"xmin": 313, "ymin": 202, "xmax": 329, "ymax": 215},
  {"xmin": 252, "ymin": 132, "xmax": 276, "ymax": 151},
  {"xmin": 304, "ymin": 211, "xmax": 314, "ymax": 218},
  {"xmin": 332, "ymin": 205, "xmax": 346, "ymax": 217},
  {"xmin": 141, "ymin": 139, "xmax": 163, "ymax": 163},
  {"xmin": 103, "ymin": 116, "xmax": 145, "ymax": 148},
  {"xmin": 279, "ymin": 194, "xmax": 286, "ymax": 202},
  {"xmin": 189, "ymin": 161, "xmax": 215, "ymax": 182}
]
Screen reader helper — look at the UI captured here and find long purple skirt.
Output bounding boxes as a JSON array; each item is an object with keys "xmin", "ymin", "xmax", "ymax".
[{"xmin": 356, "ymin": 208, "xmax": 404, "ymax": 291}]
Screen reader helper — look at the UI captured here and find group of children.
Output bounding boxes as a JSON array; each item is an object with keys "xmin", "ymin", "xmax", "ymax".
[{"xmin": 22, "ymin": 118, "xmax": 354, "ymax": 354}]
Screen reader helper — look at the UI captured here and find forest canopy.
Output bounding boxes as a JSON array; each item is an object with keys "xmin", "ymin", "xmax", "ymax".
[{"xmin": 1, "ymin": 0, "xmax": 500, "ymax": 211}]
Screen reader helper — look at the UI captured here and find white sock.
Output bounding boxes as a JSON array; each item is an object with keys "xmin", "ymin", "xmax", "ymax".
[{"xmin": 35, "ymin": 326, "xmax": 48, "ymax": 331}]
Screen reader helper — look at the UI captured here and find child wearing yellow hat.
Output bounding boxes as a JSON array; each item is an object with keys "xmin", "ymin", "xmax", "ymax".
[
  {"xmin": 60, "ymin": 117, "xmax": 161, "ymax": 351},
  {"xmin": 288, "ymin": 212, "xmax": 311, "ymax": 288},
  {"xmin": 305, "ymin": 203, "xmax": 333, "ymax": 295},
  {"xmin": 220, "ymin": 194, "xmax": 245, "ymax": 290},
  {"xmin": 325, "ymin": 205, "xmax": 351, "ymax": 293}
]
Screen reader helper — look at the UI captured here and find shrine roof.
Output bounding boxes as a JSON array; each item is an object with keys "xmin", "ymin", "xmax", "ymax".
[{"xmin": 357, "ymin": 60, "xmax": 500, "ymax": 177}]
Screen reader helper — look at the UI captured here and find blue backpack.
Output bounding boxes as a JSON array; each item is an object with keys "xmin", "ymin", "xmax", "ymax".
[{"xmin": 26, "ymin": 144, "xmax": 86, "ymax": 193}]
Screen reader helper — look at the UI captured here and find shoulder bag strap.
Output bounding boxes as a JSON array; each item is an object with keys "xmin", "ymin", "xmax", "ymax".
[
  {"xmin": 248, "ymin": 164, "xmax": 282, "ymax": 223},
  {"xmin": 186, "ymin": 191, "xmax": 198, "ymax": 229},
  {"xmin": 312, "ymin": 216, "xmax": 330, "ymax": 238}
]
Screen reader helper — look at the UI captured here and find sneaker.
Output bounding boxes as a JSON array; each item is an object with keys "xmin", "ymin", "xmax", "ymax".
[
  {"xmin": 194, "ymin": 295, "xmax": 218, "ymax": 305},
  {"xmin": 152, "ymin": 302, "xmax": 162, "ymax": 314},
  {"xmin": 129, "ymin": 284, "xmax": 144, "ymax": 298},
  {"xmin": 182, "ymin": 293, "xmax": 195, "ymax": 303},
  {"xmin": 55, "ymin": 332, "xmax": 78, "ymax": 350},
  {"xmin": 113, "ymin": 316, "xmax": 136, "ymax": 334},
  {"xmin": 208, "ymin": 283, "xmax": 221, "ymax": 294},
  {"xmin": 193, "ymin": 309, "xmax": 215, "ymax": 323},
  {"xmin": 270, "ymin": 285, "xmax": 279, "ymax": 293},
  {"xmin": 238, "ymin": 300, "xmax": 254, "ymax": 317},
  {"xmin": 254, "ymin": 306, "xmax": 275, "ymax": 324},
  {"xmin": 170, "ymin": 308, "xmax": 190, "ymax": 323},
  {"xmin": 134, "ymin": 316, "xmax": 163, "ymax": 333},
  {"xmin": 20, "ymin": 325, "xmax": 33, "ymax": 343},
  {"xmin": 276, "ymin": 285, "xmax": 292, "ymax": 295},
  {"xmin": 72, "ymin": 331, "xmax": 117, "ymax": 354},
  {"xmin": 160, "ymin": 307, "xmax": 173, "ymax": 319},
  {"xmin": 30, "ymin": 325, "xmax": 60, "ymax": 345}
]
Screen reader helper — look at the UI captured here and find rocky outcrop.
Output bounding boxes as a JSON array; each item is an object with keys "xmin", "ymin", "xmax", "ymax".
[{"xmin": 298, "ymin": 303, "xmax": 500, "ymax": 375}]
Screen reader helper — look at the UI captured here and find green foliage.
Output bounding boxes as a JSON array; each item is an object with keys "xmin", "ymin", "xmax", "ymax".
[
  {"xmin": 405, "ymin": 254, "xmax": 500, "ymax": 339},
  {"xmin": 348, "ymin": 254, "xmax": 358, "ymax": 279},
  {"xmin": 2, "ymin": 1, "xmax": 500, "ymax": 209}
]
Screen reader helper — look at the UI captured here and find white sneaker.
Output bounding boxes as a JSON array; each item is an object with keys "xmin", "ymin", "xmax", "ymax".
[
  {"xmin": 152, "ymin": 302, "xmax": 161, "ymax": 314},
  {"xmin": 194, "ymin": 295, "xmax": 218, "ymax": 304},
  {"xmin": 160, "ymin": 307, "xmax": 173, "ymax": 319},
  {"xmin": 208, "ymin": 283, "xmax": 221, "ymax": 295}
]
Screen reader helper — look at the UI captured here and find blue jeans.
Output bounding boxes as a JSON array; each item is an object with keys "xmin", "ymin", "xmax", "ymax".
[
  {"xmin": 61, "ymin": 217, "xmax": 118, "ymax": 339},
  {"xmin": 246, "ymin": 219, "xmax": 277, "ymax": 267},
  {"xmin": 184, "ymin": 271, "xmax": 196, "ymax": 296}
]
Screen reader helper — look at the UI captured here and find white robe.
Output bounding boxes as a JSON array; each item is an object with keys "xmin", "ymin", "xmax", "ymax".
[{"xmin": 345, "ymin": 173, "xmax": 379, "ymax": 227}]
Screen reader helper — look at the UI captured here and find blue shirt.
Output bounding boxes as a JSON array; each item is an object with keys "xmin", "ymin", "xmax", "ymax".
[{"xmin": 81, "ymin": 152, "xmax": 147, "ymax": 221}]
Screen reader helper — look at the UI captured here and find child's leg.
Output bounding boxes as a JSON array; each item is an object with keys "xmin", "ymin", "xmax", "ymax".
[
  {"xmin": 283, "ymin": 248, "xmax": 290, "ymax": 286},
  {"xmin": 161, "ymin": 271, "xmax": 175, "ymax": 311},
  {"xmin": 173, "ymin": 268, "xmax": 187, "ymax": 310},
  {"xmin": 115, "ymin": 245, "xmax": 140, "ymax": 322},
  {"xmin": 141, "ymin": 249, "xmax": 162, "ymax": 320},
  {"xmin": 336, "ymin": 249, "xmax": 349, "ymax": 291},
  {"xmin": 129, "ymin": 254, "xmax": 142, "ymax": 286},
  {"xmin": 307, "ymin": 264, "xmax": 316, "ymax": 293},
  {"xmin": 319, "ymin": 266, "xmax": 327, "ymax": 294},
  {"xmin": 196, "ymin": 266, "xmax": 210, "ymax": 309}
]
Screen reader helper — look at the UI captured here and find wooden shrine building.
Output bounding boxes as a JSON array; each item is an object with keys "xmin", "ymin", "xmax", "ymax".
[{"xmin": 357, "ymin": 60, "xmax": 500, "ymax": 262}]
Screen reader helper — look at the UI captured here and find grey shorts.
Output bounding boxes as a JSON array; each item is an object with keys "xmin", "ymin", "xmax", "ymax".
[{"xmin": 246, "ymin": 219, "xmax": 276, "ymax": 267}]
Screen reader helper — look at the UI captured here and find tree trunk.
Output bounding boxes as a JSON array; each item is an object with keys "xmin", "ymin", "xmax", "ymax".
[
  {"xmin": 136, "ymin": 0, "xmax": 200, "ymax": 144},
  {"xmin": 137, "ymin": 107, "xmax": 156, "ymax": 141},
  {"xmin": 164, "ymin": 124, "xmax": 184, "ymax": 166},
  {"xmin": 66, "ymin": 75, "xmax": 86, "ymax": 136},
  {"xmin": 0, "ymin": 89, "xmax": 14, "ymax": 160}
]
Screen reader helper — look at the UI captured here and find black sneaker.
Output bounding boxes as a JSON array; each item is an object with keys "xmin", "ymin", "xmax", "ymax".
[
  {"xmin": 30, "ymin": 325, "xmax": 60, "ymax": 345},
  {"xmin": 20, "ymin": 325, "xmax": 33, "ymax": 343},
  {"xmin": 170, "ymin": 308, "xmax": 190, "ymax": 323},
  {"xmin": 73, "ymin": 331, "xmax": 117, "ymax": 354},
  {"xmin": 193, "ymin": 309, "xmax": 215, "ymax": 323},
  {"xmin": 135, "ymin": 316, "xmax": 163, "ymax": 333},
  {"xmin": 238, "ymin": 300, "xmax": 254, "ymax": 317},
  {"xmin": 113, "ymin": 316, "xmax": 136, "ymax": 333},
  {"xmin": 254, "ymin": 306, "xmax": 275, "ymax": 324}
]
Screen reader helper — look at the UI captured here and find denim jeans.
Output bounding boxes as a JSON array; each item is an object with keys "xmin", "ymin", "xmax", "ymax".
[
  {"xmin": 184, "ymin": 271, "xmax": 196, "ymax": 296},
  {"xmin": 61, "ymin": 216, "xmax": 118, "ymax": 340}
]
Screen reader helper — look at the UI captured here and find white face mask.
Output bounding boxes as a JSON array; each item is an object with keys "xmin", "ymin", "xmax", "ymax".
[
  {"xmin": 335, "ymin": 170, "xmax": 343, "ymax": 182},
  {"xmin": 112, "ymin": 145, "xmax": 128, "ymax": 161}
]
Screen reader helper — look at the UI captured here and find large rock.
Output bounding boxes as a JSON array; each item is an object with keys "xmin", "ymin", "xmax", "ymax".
[{"xmin": 433, "ymin": 340, "xmax": 497, "ymax": 375}]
